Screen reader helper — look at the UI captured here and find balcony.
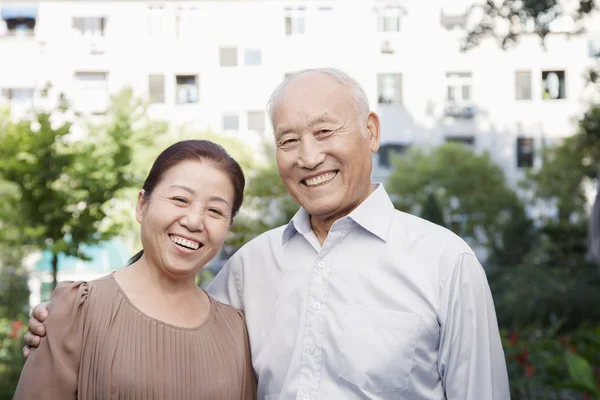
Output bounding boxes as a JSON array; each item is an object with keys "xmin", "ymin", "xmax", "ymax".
[{"xmin": 444, "ymin": 102, "xmax": 476, "ymax": 119}]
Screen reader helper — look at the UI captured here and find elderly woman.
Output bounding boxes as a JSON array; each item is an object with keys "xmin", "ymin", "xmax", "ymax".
[{"xmin": 14, "ymin": 140, "xmax": 257, "ymax": 399}]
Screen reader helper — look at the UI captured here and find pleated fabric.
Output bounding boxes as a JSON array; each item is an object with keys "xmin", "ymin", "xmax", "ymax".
[{"xmin": 14, "ymin": 274, "xmax": 257, "ymax": 400}]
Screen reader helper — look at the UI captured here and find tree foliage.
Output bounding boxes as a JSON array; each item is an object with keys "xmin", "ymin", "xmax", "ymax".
[
  {"xmin": 386, "ymin": 142, "xmax": 530, "ymax": 261},
  {"xmin": 463, "ymin": 0, "xmax": 598, "ymax": 51},
  {"xmin": 0, "ymin": 88, "xmax": 162, "ymax": 289}
]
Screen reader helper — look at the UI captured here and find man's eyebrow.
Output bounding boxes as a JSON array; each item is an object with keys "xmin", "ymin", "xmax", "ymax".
[
  {"xmin": 275, "ymin": 127, "xmax": 295, "ymax": 140},
  {"xmin": 307, "ymin": 115, "xmax": 337, "ymax": 126},
  {"xmin": 276, "ymin": 115, "xmax": 338, "ymax": 139},
  {"xmin": 169, "ymin": 184, "xmax": 196, "ymax": 194}
]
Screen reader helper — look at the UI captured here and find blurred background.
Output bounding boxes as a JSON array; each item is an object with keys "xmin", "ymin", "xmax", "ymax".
[{"xmin": 1, "ymin": 0, "xmax": 600, "ymax": 398}]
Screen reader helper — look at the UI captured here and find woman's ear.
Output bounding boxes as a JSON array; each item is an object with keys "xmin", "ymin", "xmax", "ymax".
[{"xmin": 135, "ymin": 190, "xmax": 146, "ymax": 224}]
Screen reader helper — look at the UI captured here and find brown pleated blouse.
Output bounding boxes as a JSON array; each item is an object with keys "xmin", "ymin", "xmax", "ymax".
[{"xmin": 14, "ymin": 274, "xmax": 257, "ymax": 400}]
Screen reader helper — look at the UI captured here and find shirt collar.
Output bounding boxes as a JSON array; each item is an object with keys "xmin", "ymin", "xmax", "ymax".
[{"xmin": 281, "ymin": 183, "xmax": 395, "ymax": 245}]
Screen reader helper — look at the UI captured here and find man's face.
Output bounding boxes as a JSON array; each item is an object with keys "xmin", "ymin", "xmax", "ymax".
[{"xmin": 272, "ymin": 72, "xmax": 380, "ymax": 221}]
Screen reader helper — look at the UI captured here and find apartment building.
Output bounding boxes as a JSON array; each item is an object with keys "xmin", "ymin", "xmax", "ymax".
[{"xmin": 1, "ymin": 0, "xmax": 599, "ymax": 185}]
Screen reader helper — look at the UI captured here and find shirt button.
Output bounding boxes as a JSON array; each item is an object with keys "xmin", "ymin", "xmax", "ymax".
[
  {"xmin": 308, "ymin": 347, "xmax": 315, "ymax": 354},
  {"xmin": 313, "ymin": 302, "xmax": 321, "ymax": 310},
  {"xmin": 318, "ymin": 261, "xmax": 325, "ymax": 268}
]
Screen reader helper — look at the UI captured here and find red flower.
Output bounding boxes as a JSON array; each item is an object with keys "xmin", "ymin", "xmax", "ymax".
[
  {"xmin": 12, "ymin": 320, "xmax": 23, "ymax": 331},
  {"xmin": 568, "ymin": 345, "xmax": 577, "ymax": 353},
  {"xmin": 525, "ymin": 365, "xmax": 535, "ymax": 377},
  {"xmin": 559, "ymin": 336, "xmax": 569, "ymax": 345},
  {"xmin": 583, "ymin": 393, "xmax": 592, "ymax": 400},
  {"xmin": 509, "ymin": 332, "xmax": 520, "ymax": 346},
  {"xmin": 516, "ymin": 350, "xmax": 529, "ymax": 365}
]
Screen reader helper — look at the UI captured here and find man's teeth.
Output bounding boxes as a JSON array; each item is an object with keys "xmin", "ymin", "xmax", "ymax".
[
  {"xmin": 304, "ymin": 172, "xmax": 337, "ymax": 187},
  {"xmin": 170, "ymin": 235, "xmax": 200, "ymax": 250}
]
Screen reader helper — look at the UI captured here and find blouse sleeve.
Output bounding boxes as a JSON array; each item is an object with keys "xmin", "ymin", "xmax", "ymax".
[
  {"xmin": 13, "ymin": 281, "xmax": 89, "ymax": 400},
  {"xmin": 238, "ymin": 310, "xmax": 258, "ymax": 400}
]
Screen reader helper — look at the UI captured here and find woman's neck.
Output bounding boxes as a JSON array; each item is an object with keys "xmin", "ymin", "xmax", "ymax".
[{"xmin": 114, "ymin": 258, "xmax": 210, "ymax": 329}]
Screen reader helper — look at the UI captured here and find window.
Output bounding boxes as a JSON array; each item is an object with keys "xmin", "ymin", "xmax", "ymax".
[
  {"xmin": 542, "ymin": 70, "xmax": 566, "ymax": 100},
  {"xmin": 148, "ymin": 74, "xmax": 165, "ymax": 104},
  {"xmin": 589, "ymin": 40, "xmax": 600, "ymax": 58},
  {"xmin": 285, "ymin": 7, "xmax": 306, "ymax": 36},
  {"xmin": 223, "ymin": 114, "xmax": 239, "ymax": 131},
  {"xmin": 440, "ymin": 12, "xmax": 467, "ymax": 30},
  {"xmin": 445, "ymin": 72, "xmax": 474, "ymax": 118},
  {"xmin": 378, "ymin": 143, "xmax": 408, "ymax": 168},
  {"xmin": 515, "ymin": 71, "xmax": 532, "ymax": 100},
  {"xmin": 446, "ymin": 72, "xmax": 472, "ymax": 102},
  {"xmin": 244, "ymin": 49, "xmax": 262, "ymax": 66},
  {"xmin": 376, "ymin": 8, "xmax": 403, "ymax": 33},
  {"xmin": 445, "ymin": 136, "xmax": 475, "ymax": 146},
  {"xmin": 517, "ymin": 137, "xmax": 534, "ymax": 168},
  {"xmin": 176, "ymin": 6, "xmax": 199, "ymax": 38},
  {"xmin": 147, "ymin": 5, "xmax": 164, "ymax": 36},
  {"xmin": 75, "ymin": 72, "xmax": 109, "ymax": 114},
  {"xmin": 175, "ymin": 75, "xmax": 199, "ymax": 104},
  {"xmin": 73, "ymin": 17, "xmax": 105, "ymax": 37},
  {"xmin": 1, "ymin": 88, "xmax": 34, "ymax": 105},
  {"xmin": 220, "ymin": 47, "xmax": 238, "ymax": 67},
  {"xmin": 1, "ymin": 7, "xmax": 37, "ymax": 36},
  {"xmin": 377, "ymin": 74, "xmax": 402, "ymax": 104},
  {"xmin": 247, "ymin": 111, "xmax": 266, "ymax": 132}
]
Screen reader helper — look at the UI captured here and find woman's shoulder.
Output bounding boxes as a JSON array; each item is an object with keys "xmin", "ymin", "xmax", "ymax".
[
  {"xmin": 49, "ymin": 273, "xmax": 118, "ymax": 309},
  {"xmin": 209, "ymin": 296, "xmax": 247, "ymax": 326}
]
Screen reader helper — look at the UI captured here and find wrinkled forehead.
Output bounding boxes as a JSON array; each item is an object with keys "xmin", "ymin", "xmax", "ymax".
[{"xmin": 271, "ymin": 76, "xmax": 355, "ymax": 129}]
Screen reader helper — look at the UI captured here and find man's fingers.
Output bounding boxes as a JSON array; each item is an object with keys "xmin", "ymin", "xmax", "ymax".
[
  {"xmin": 31, "ymin": 302, "xmax": 49, "ymax": 322},
  {"xmin": 24, "ymin": 331, "xmax": 41, "ymax": 347},
  {"xmin": 22, "ymin": 345, "xmax": 30, "ymax": 359}
]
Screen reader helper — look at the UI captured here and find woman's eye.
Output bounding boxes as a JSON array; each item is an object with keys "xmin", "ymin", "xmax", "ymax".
[
  {"xmin": 172, "ymin": 197, "xmax": 187, "ymax": 204},
  {"xmin": 208, "ymin": 208, "xmax": 223, "ymax": 216}
]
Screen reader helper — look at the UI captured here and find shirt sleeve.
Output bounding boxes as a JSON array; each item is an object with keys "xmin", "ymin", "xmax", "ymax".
[
  {"xmin": 13, "ymin": 281, "xmax": 89, "ymax": 400},
  {"xmin": 206, "ymin": 253, "xmax": 244, "ymax": 310},
  {"xmin": 437, "ymin": 253, "xmax": 510, "ymax": 400},
  {"xmin": 237, "ymin": 310, "xmax": 258, "ymax": 399}
]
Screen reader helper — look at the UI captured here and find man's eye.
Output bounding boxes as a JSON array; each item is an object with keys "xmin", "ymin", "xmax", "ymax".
[{"xmin": 282, "ymin": 139, "xmax": 298, "ymax": 145}]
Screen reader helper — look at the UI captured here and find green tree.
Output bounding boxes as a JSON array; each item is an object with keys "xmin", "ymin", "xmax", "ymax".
[
  {"xmin": 463, "ymin": 0, "xmax": 597, "ymax": 51},
  {"xmin": 387, "ymin": 142, "xmax": 531, "ymax": 262},
  {"xmin": 228, "ymin": 143, "xmax": 298, "ymax": 248},
  {"xmin": 0, "ymin": 88, "xmax": 162, "ymax": 290},
  {"xmin": 420, "ymin": 192, "xmax": 447, "ymax": 228}
]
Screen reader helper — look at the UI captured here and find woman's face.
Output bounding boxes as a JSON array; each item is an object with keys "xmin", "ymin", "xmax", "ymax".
[{"xmin": 136, "ymin": 160, "xmax": 235, "ymax": 280}]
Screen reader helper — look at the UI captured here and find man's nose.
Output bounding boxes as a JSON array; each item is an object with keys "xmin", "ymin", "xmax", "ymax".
[{"xmin": 297, "ymin": 137, "xmax": 325, "ymax": 169}]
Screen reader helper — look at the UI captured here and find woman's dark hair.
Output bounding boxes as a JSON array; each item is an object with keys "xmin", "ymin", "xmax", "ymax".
[{"xmin": 128, "ymin": 140, "xmax": 245, "ymax": 265}]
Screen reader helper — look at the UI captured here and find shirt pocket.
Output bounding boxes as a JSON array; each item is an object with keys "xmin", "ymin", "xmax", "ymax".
[{"xmin": 338, "ymin": 305, "xmax": 421, "ymax": 393}]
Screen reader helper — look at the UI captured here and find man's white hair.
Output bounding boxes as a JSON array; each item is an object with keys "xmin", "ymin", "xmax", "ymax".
[{"xmin": 267, "ymin": 68, "xmax": 371, "ymax": 133}]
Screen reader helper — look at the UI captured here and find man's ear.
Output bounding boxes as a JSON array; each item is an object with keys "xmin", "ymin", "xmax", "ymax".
[
  {"xmin": 366, "ymin": 112, "xmax": 381, "ymax": 153},
  {"xmin": 135, "ymin": 190, "xmax": 146, "ymax": 224}
]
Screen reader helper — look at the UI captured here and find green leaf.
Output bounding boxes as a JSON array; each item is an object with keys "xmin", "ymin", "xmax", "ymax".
[{"xmin": 565, "ymin": 351, "xmax": 597, "ymax": 393}]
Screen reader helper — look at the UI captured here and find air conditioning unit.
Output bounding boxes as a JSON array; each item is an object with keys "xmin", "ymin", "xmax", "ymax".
[
  {"xmin": 444, "ymin": 103, "xmax": 475, "ymax": 119},
  {"xmin": 381, "ymin": 40, "xmax": 394, "ymax": 54},
  {"xmin": 89, "ymin": 40, "xmax": 104, "ymax": 55}
]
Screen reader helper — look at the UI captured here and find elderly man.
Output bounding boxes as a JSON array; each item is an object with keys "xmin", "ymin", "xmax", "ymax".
[{"xmin": 25, "ymin": 68, "xmax": 510, "ymax": 399}]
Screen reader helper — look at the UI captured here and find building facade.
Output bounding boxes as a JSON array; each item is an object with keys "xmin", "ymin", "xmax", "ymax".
[{"xmin": 1, "ymin": 0, "xmax": 599, "ymax": 184}]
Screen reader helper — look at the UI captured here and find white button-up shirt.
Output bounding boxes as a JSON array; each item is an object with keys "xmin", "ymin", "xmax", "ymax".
[{"xmin": 207, "ymin": 184, "xmax": 510, "ymax": 399}]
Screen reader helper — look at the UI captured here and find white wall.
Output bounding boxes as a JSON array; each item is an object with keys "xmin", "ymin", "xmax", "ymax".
[{"xmin": 0, "ymin": 0, "xmax": 597, "ymax": 185}]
